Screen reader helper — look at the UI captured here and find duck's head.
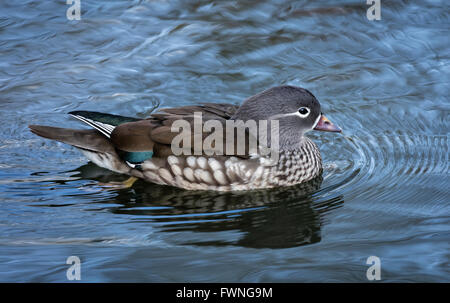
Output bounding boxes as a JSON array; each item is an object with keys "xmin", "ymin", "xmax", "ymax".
[{"xmin": 232, "ymin": 85, "xmax": 341, "ymax": 149}]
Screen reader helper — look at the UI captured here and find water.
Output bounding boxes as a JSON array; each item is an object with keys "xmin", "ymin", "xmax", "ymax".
[{"xmin": 0, "ymin": 0, "xmax": 448, "ymax": 282}]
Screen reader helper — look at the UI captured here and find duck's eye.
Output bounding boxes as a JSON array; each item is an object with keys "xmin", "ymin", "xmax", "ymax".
[{"xmin": 298, "ymin": 107, "xmax": 310, "ymax": 117}]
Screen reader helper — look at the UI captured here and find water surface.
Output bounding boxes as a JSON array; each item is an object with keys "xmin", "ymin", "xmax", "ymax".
[{"xmin": 0, "ymin": 0, "xmax": 448, "ymax": 282}]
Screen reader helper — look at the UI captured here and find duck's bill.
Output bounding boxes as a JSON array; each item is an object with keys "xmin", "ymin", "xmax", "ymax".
[{"xmin": 314, "ymin": 115, "xmax": 342, "ymax": 132}]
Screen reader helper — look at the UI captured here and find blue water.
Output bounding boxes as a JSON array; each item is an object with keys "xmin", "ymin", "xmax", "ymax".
[{"xmin": 0, "ymin": 0, "xmax": 448, "ymax": 282}]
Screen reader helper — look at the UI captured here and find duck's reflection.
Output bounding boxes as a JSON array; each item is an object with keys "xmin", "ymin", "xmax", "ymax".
[{"xmin": 73, "ymin": 163, "xmax": 344, "ymax": 249}]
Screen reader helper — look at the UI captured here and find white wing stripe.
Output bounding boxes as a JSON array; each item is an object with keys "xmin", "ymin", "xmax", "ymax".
[{"xmin": 70, "ymin": 114, "xmax": 115, "ymax": 138}]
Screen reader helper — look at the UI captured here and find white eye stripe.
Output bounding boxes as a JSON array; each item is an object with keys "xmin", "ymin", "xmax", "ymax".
[{"xmin": 268, "ymin": 107, "xmax": 312, "ymax": 120}]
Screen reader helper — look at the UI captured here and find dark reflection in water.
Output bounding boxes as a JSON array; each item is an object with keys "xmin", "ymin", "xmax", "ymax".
[{"xmin": 73, "ymin": 163, "xmax": 343, "ymax": 249}]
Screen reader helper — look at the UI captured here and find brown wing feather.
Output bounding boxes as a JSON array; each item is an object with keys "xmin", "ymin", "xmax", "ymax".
[
  {"xmin": 109, "ymin": 120, "xmax": 156, "ymax": 152},
  {"xmin": 146, "ymin": 103, "xmax": 253, "ymax": 158},
  {"xmin": 103, "ymin": 103, "xmax": 253, "ymax": 158}
]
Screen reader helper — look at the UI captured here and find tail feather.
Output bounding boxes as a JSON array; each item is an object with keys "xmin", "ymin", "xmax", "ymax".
[
  {"xmin": 29, "ymin": 125, "xmax": 115, "ymax": 154},
  {"xmin": 68, "ymin": 111, "xmax": 139, "ymax": 138},
  {"xmin": 29, "ymin": 125, "xmax": 131, "ymax": 174}
]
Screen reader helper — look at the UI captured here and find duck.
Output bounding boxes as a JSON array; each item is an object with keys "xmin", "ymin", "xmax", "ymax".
[{"xmin": 29, "ymin": 85, "xmax": 341, "ymax": 191}]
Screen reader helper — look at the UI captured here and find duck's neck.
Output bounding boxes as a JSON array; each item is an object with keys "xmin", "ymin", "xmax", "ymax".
[
  {"xmin": 271, "ymin": 137, "xmax": 322, "ymax": 185},
  {"xmin": 277, "ymin": 134, "xmax": 311, "ymax": 151}
]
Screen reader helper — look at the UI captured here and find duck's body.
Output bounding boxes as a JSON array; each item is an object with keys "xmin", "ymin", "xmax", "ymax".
[
  {"xmin": 133, "ymin": 138, "xmax": 321, "ymax": 191},
  {"xmin": 29, "ymin": 86, "xmax": 340, "ymax": 191}
]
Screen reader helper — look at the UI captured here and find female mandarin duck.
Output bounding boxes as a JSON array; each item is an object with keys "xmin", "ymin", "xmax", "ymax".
[{"xmin": 29, "ymin": 86, "xmax": 341, "ymax": 191}]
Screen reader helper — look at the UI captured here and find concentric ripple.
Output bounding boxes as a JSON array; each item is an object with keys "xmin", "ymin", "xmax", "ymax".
[{"xmin": 319, "ymin": 105, "xmax": 449, "ymax": 211}]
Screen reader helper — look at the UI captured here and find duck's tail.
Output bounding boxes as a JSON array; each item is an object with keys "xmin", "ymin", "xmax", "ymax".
[
  {"xmin": 28, "ymin": 125, "xmax": 130, "ymax": 174},
  {"xmin": 29, "ymin": 125, "xmax": 115, "ymax": 153}
]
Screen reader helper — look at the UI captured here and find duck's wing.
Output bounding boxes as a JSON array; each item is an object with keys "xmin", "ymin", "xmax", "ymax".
[
  {"xmin": 109, "ymin": 102, "xmax": 259, "ymax": 160},
  {"xmin": 145, "ymin": 103, "xmax": 257, "ymax": 158}
]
